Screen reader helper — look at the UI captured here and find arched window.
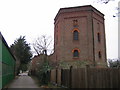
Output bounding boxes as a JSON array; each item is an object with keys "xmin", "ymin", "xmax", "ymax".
[
  {"xmin": 97, "ymin": 33, "xmax": 100, "ymax": 42},
  {"xmin": 98, "ymin": 51, "xmax": 102, "ymax": 59},
  {"xmin": 73, "ymin": 50, "xmax": 79, "ymax": 57},
  {"xmin": 73, "ymin": 30, "xmax": 79, "ymax": 40}
]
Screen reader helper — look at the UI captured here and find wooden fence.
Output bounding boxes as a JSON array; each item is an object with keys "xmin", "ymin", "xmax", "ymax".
[{"xmin": 50, "ymin": 66, "xmax": 120, "ymax": 88}]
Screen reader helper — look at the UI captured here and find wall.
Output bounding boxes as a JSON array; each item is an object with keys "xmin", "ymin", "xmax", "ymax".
[{"xmin": 0, "ymin": 33, "xmax": 16, "ymax": 88}]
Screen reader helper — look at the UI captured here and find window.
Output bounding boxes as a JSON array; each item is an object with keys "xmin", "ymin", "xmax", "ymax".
[
  {"xmin": 98, "ymin": 51, "xmax": 102, "ymax": 59},
  {"xmin": 97, "ymin": 33, "xmax": 100, "ymax": 42},
  {"xmin": 73, "ymin": 20, "xmax": 78, "ymax": 27},
  {"xmin": 73, "ymin": 30, "xmax": 79, "ymax": 40},
  {"xmin": 73, "ymin": 50, "xmax": 79, "ymax": 57},
  {"xmin": 56, "ymin": 30, "xmax": 58, "ymax": 44},
  {"xmin": 72, "ymin": 48, "xmax": 80, "ymax": 58}
]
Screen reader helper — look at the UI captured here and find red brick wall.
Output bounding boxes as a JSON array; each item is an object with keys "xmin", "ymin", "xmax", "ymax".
[{"xmin": 53, "ymin": 5, "xmax": 107, "ymax": 66}]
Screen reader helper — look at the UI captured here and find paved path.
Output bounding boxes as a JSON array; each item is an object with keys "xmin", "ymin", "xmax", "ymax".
[{"xmin": 8, "ymin": 75, "xmax": 40, "ymax": 88}]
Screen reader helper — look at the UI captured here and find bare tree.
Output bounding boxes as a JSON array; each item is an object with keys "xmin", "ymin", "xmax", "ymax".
[
  {"xmin": 107, "ymin": 58, "xmax": 120, "ymax": 68},
  {"xmin": 95, "ymin": 0, "xmax": 115, "ymax": 4},
  {"xmin": 31, "ymin": 35, "xmax": 53, "ymax": 84},
  {"xmin": 32, "ymin": 35, "xmax": 54, "ymax": 55},
  {"xmin": 94, "ymin": 0, "xmax": 120, "ymax": 18}
]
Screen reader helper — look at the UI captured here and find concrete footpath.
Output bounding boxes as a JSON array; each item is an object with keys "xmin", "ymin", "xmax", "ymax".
[{"xmin": 7, "ymin": 75, "xmax": 40, "ymax": 88}]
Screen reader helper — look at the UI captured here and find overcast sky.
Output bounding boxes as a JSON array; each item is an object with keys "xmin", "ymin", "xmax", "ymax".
[{"xmin": 0, "ymin": 0, "xmax": 119, "ymax": 59}]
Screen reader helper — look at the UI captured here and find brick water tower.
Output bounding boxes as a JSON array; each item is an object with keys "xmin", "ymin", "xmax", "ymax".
[{"xmin": 53, "ymin": 5, "xmax": 107, "ymax": 67}]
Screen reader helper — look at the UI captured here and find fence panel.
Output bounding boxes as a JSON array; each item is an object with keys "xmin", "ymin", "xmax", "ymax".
[
  {"xmin": 72, "ymin": 69, "xmax": 78, "ymax": 88},
  {"xmin": 95, "ymin": 68, "xmax": 103, "ymax": 88},
  {"xmin": 111, "ymin": 68, "xmax": 119, "ymax": 88},
  {"xmin": 50, "ymin": 67, "xmax": 120, "ymax": 88},
  {"xmin": 50, "ymin": 69, "xmax": 56, "ymax": 84},
  {"xmin": 118, "ymin": 69, "xmax": 120, "ymax": 88},
  {"xmin": 102, "ymin": 68, "xmax": 111, "ymax": 88},
  {"xmin": 57, "ymin": 69, "xmax": 61, "ymax": 86},
  {"xmin": 72, "ymin": 68, "xmax": 86, "ymax": 88},
  {"xmin": 87, "ymin": 68, "xmax": 96, "ymax": 88},
  {"xmin": 61, "ymin": 69, "xmax": 70, "ymax": 87}
]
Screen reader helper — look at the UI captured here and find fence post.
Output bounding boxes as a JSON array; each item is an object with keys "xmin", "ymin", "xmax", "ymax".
[
  {"xmin": 61, "ymin": 69, "xmax": 63, "ymax": 86},
  {"xmin": 56, "ymin": 67, "xmax": 58, "ymax": 85},
  {"xmin": 85, "ymin": 65, "xmax": 89, "ymax": 88},
  {"xmin": 69, "ymin": 66, "xmax": 73, "ymax": 88},
  {"xmin": 49, "ymin": 70, "xmax": 51, "ymax": 83}
]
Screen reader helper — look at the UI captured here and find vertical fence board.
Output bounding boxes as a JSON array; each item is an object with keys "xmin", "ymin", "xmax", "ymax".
[
  {"xmin": 50, "ymin": 69, "xmax": 56, "ymax": 84},
  {"xmin": 118, "ymin": 68, "xmax": 120, "ymax": 88},
  {"xmin": 119, "ymin": 69, "xmax": 120, "ymax": 88},
  {"xmin": 72, "ymin": 69, "xmax": 77, "ymax": 88},
  {"xmin": 57, "ymin": 69, "xmax": 61, "ymax": 86},
  {"xmin": 112, "ymin": 69, "xmax": 119, "ymax": 88},
  {"xmin": 77, "ymin": 68, "xmax": 86, "ymax": 88}
]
